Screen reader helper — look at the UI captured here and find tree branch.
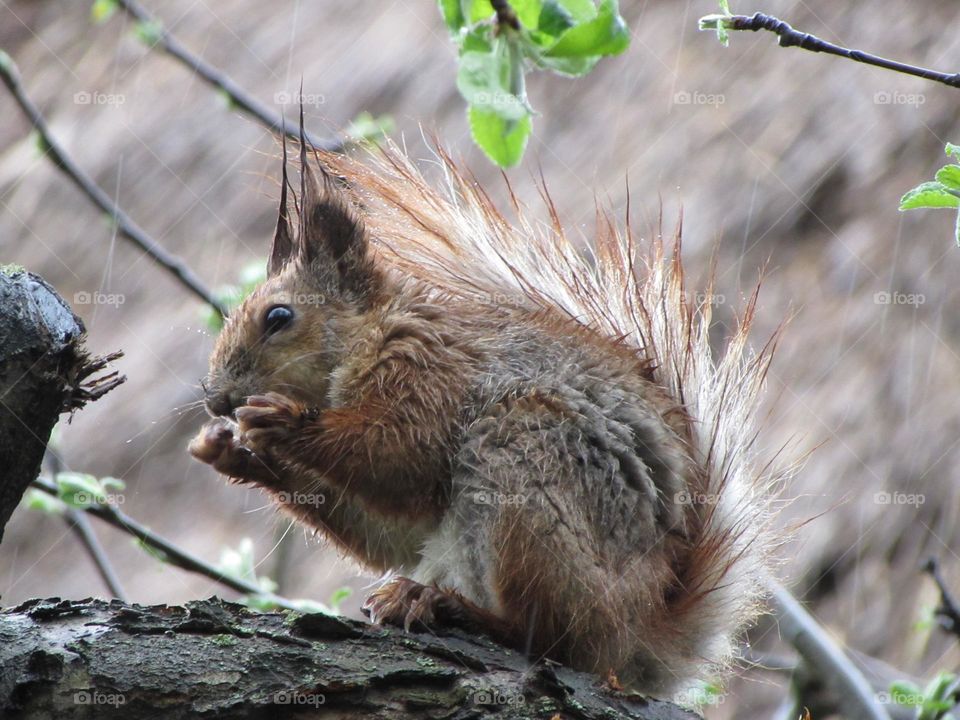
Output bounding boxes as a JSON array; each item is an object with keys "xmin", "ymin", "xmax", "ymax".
[
  {"xmin": 703, "ymin": 12, "xmax": 960, "ymax": 90},
  {"xmin": 115, "ymin": 0, "xmax": 344, "ymax": 152},
  {"xmin": 0, "ymin": 597, "xmax": 700, "ymax": 719},
  {"xmin": 768, "ymin": 578, "xmax": 892, "ymax": 720},
  {"xmin": 0, "ymin": 53, "xmax": 229, "ymax": 318},
  {"xmin": 924, "ymin": 557, "xmax": 960, "ymax": 639},
  {"xmin": 29, "ymin": 477, "xmax": 305, "ymax": 611}
]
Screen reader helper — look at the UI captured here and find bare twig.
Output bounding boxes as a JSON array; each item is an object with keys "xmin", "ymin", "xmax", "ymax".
[
  {"xmin": 490, "ymin": 0, "xmax": 520, "ymax": 31},
  {"xmin": 64, "ymin": 509, "xmax": 128, "ymax": 601},
  {"xmin": 115, "ymin": 0, "xmax": 343, "ymax": 152},
  {"xmin": 768, "ymin": 578, "xmax": 892, "ymax": 720},
  {"xmin": 707, "ymin": 12, "xmax": 960, "ymax": 90},
  {"xmin": 44, "ymin": 452, "xmax": 128, "ymax": 601},
  {"xmin": 924, "ymin": 557, "xmax": 960, "ymax": 638},
  {"xmin": 0, "ymin": 54, "xmax": 229, "ymax": 318},
  {"xmin": 31, "ymin": 477, "xmax": 303, "ymax": 610}
]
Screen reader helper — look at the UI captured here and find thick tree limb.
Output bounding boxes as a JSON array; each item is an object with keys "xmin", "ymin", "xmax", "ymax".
[
  {"xmin": 0, "ymin": 597, "xmax": 700, "ymax": 720},
  {"xmin": 0, "ymin": 269, "xmax": 124, "ymax": 544}
]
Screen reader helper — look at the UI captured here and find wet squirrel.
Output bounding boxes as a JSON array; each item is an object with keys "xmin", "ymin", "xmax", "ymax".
[{"xmin": 188, "ymin": 130, "xmax": 783, "ymax": 699}]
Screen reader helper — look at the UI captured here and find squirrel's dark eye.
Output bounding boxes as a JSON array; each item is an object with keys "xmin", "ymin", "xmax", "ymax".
[{"xmin": 264, "ymin": 305, "xmax": 294, "ymax": 336}]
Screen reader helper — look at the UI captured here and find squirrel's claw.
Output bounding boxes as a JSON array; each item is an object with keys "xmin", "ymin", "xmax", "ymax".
[
  {"xmin": 188, "ymin": 417, "xmax": 274, "ymax": 484},
  {"xmin": 363, "ymin": 577, "xmax": 471, "ymax": 634},
  {"xmin": 236, "ymin": 392, "xmax": 309, "ymax": 454}
]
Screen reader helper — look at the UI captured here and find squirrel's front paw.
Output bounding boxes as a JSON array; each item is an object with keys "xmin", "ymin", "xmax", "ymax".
[
  {"xmin": 235, "ymin": 392, "xmax": 314, "ymax": 456},
  {"xmin": 188, "ymin": 418, "xmax": 274, "ymax": 483}
]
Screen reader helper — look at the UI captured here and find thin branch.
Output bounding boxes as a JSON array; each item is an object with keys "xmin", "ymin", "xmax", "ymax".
[
  {"xmin": 924, "ymin": 557, "xmax": 960, "ymax": 638},
  {"xmin": 0, "ymin": 54, "xmax": 229, "ymax": 318},
  {"xmin": 64, "ymin": 509, "xmax": 128, "ymax": 601},
  {"xmin": 31, "ymin": 477, "xmax": 303, "ymax": 611},
  {"xmin": 45, "ymin": 451, "xmax": 128, "ymax": 601},
  {"xmin": 709, "ymin": 12, "xmax": 960, "ymax": 90},
  {"xmin": 115, "ymin": 0, "xmax": 344, "ymax": 152},
  {"xmin": 768, "ymin": 578, "xmax": 892, "ymax": 720}
]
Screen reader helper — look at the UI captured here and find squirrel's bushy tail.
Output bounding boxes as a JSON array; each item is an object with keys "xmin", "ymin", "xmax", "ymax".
[{"xmin": 311, "ymin": 142, "xmax": 790, "ymax": 695}]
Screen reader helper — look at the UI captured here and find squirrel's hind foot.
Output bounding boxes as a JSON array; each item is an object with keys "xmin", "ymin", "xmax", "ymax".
[{"xmin": 362, "ymin": 577, "xmax": 482, "ymax": 635}]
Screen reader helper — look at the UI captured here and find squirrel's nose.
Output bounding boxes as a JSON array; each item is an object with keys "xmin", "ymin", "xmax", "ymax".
[{"xmin": 204, "ymin": 390, "xmax": 240, "ymax": 419}]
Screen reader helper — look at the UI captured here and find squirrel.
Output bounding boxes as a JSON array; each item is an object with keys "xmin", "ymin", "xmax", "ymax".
[{"xmin": 188, "ymin": 126, "xmax": 784, "ymax": 699}]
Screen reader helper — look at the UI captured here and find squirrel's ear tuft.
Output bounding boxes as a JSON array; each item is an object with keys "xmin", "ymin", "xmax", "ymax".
[
  {"xmin": 293, "ymin": 103, "xmax": 373, "ymax": 298},
  {"xmin": 267, "ymin": 131, "xmax": 295, "ymax": 278}
]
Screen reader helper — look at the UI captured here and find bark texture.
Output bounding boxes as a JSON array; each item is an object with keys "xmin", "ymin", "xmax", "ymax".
[
  {"xmin": 0, "ymin": 597, "xmax": 701, "ymax": 720},
  {"xmin": 0, "ymin": 269, "xmax": 123, "ymax": 544}
]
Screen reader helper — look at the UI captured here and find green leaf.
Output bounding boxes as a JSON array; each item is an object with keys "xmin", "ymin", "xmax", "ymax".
[
  {"xmin": 23, "ymin": 489, "xmax": 65, "ymax": 515},
  {"xmin": 438, "ymin": 0, "xmax": 466, "ymax": 31},
  {"xmin": 346, "ymin": 111, "xmax": 395, "ymax": 144},
  {"xmin": 457, "ymin": 50, "xmax": 527, "ymax": 120},
  {"xmin": 56, "ymin": 472, "xmax": 104, "ymax": 508},
  {"xmin": 328, "ymin": 586, "xmax": 353, "ymax": 612},
  {"xmin": 468, "ymin": 106, "xmax": 532, "ymax": 167},
  {"xmin": 899, "ymin": 182, "xmax": 960, "ymax": 211},
  {"xmin": 890, "ymin": 680, "xmax": 924, "ymax": 707},
  {"xmin": 133, "ymin": 20, "xmax": 163, "ymax": 45},
  {"xmin": 467, "ymin": 0, "xmax": 494, "ymax": 23},
  {"xmin": 510, "ymin": 0, "xmax": 543, "ymax": 28},
  {"xmin": 935, "ymin": 165, "xmax": 960, "ymax": 191},
  {"xmin": 543, "ymin": 0, "xmax": 630, "ymax": 58},
  {"xmin": 946, "ymin": 143, "xmax": 960, "ymax": 161},
  {"xmin": 554, "ymin": 0, "xmax": 598, "ymax": 22},
  {"xmin": 91, "ymin": 0, "xmax": 118, "ymax": 23},
  {"xmin": 536, "ymin": 0, "xmax": 576, "ymax": 37}
]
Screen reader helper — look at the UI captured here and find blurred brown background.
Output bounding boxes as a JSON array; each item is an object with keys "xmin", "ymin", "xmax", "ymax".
[{"xmin": 2, "ymin": 0, "xmax": 959, "ymax": 715}]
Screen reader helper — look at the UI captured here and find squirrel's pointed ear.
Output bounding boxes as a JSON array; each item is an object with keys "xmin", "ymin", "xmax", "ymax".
[
  {"xmin": 294, "ymin": 105, "xmax": 373, "ymax": 298},
  {"xmin": 267, "ymin": 132, "xmax": 294, "ymax": 278}
]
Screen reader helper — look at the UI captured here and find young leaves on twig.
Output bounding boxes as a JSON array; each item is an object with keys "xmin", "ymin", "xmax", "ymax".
[
  {"xmin": 900, "ymin": 144, "xmax": 960, "ymax": 246},
  {"xmin": 441, "ymin": 0, "xmax": 631, "ymax": 167}
]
